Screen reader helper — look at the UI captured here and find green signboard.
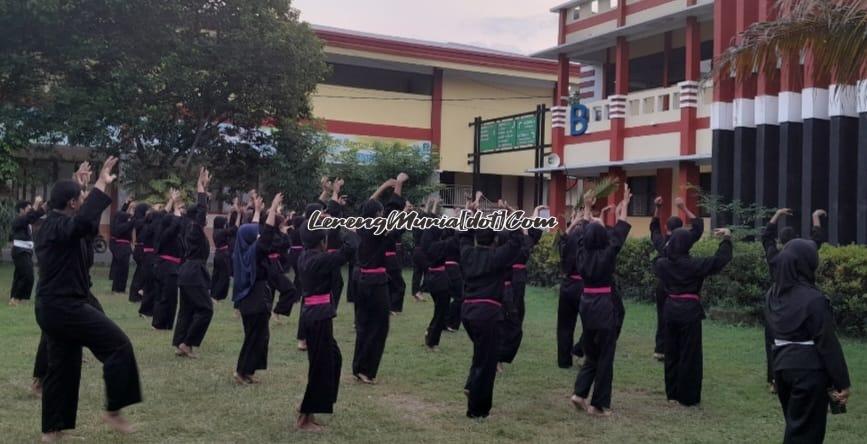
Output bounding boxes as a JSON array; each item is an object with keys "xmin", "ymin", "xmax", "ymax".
[{"xmin": 478, "ymin": 114, "xmax": 537, "ymax": 153}]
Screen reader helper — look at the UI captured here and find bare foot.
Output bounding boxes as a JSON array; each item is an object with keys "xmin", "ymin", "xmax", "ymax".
[
  {"xmin": 8, "ymin": 298, "xmax": 18, "ymax": 307},
  {"xmin": 768, "ymin": 382, "xmax": 777, "ymax": 394},
  {"xmin": 31, "ymin": 377, "xmax": 43, "ymax": 398},
  {"xmin": 233, "ymin": 309, "xmax": 240, "ymax": 319},
  {"xmin": 390, "ymin": 311, "xmax": 398, "ymax": 316},
  {"xmin": 463, "ymin": 389, "xmax": 470, "ymax": 397},
  {"xmin": 587, "ymin": 406, "xmax": 612, "ymax": 417},
  {"xmin": 233, "ymin": 373, "xmax": 251, "ymax": 385},
  {"xmin": 413, "ymin": 292, "xmax": 425, "ymax": 302},
  {"xmin": 297, "ymin": 340, "xmax": 307, "ymax": 351},
  {"xmin": 356, "ymin": 373, "xmax": 376, "ymax": 385},
  {"xmin": 653, "ymin": 353, "xmax": 664, "ymax": 361},
  {"xmin": 426, "ymin": 345, "xmax": 440, "ymax": 352},
  {"xmin": 178, "ymin": 343, "xmax": 198, "ymax": 359},
  {"xmin": 570, "ymin": 395, "xmax": 589, "ymax": 413},
  {"xmin": 102, "ymin": 411, "xmax": 135, "ymax": 434},
  {"xmin": 296, "ymin": 414, "xmax": 323, "ymax": 432},
  {"xmin": 246, "ymin": 374, "xmax": 261, "ymax": 384},
  {"xmin": 497, "ymin": 363, "xmax": 505, "ymax": 374},
  {"xmin": 41, "ymin": 432, "xmax": 64, "ymax": 443}
]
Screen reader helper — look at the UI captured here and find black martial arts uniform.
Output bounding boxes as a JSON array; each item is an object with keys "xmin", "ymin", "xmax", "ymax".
[
  {"xmin": 34, "ymin": 188, "xmax": 142, "ymax": 433},
  {"xmin": 109, "ymin": 202, "xmax": 134, "ymax": 293},
  {"xmin": 650, "ymin": 215, "xmax": 703, "ymax": 355},
  {"xmin": 137, "ymin": 212, "xmax": 161, "ymax": 317},
  {"xmin": 652, "ymin": 229, "xmax": 732, "ymax": 406},
  {"xmin": 297, "ymin": 230, "xmax": 357, "ymax": 415},
  {"xmin": 410, "ymin": 222, "xmax": 426, "ymax": 297},
  {"xmin": 210, "ymin": 216, "xmax": 235, "ymax": 301},
  {"xmin": 557, "ymin": 221, "xmax": 585, "ymax": 368},
  {"xmin": 10, "ymin": 206, "xmax": 44, "ymax": 301},
  {"xmin": 128, "ymin": 204, "xmax": 149, "ymax": 302},
  {"xmin": 761, "ymin": 221, "xmax": 825, "ymax": 386},
  {"xmin": 384, "ymin": 196, "xmax": 407, "ymax": 313},
  {"xmin": 152, "ymin": 212, "xmax": 186, "ymax": 330},
  {"xmin": 572, "ymin": 221, "xmax": 630, "ymax": 411},
  {"xmin": 352, "ymin": 198, "xmax": 401, "ymax": 380},
  {"xmin": 269, "ymin": 227, "xmax": 298, "ymax": 317},
  {"xmin": 418, "ymin": 227, "xmax": 454, "ymax": 348},
  {"xmin": 325, "ymin": 200, "xmax": 346, "ymax": 310},
  {"xmin": 443, "ymin": 229, "xmax": 464, "ymax": 332},
  {"xmin": 498, "ymin": 228, "xmax": 542, "ymax": 364},
  {"xmin": 234, "ymin": 223, "xmax": 277, "ymax": 379},
  {"xmin": 173, "ymin": 193, "xmax": 214, "ymax": 349},
  {"xmin": 765, "ymin": 240, "xmax": 850, "ymax": 444},
  {"xmin": 460, "ymin": 228, "xmax": 522, "ymax": 418}
]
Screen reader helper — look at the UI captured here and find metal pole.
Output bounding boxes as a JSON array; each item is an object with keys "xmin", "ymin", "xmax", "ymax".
[{"xmin": 472, "ymin": 116, "xmax": 482, "ymax": 195}]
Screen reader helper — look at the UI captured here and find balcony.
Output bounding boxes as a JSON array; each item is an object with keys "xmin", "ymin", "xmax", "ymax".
[{"xmin": 578, "ymin": 83, "xmax": 711, "ymax": 134}]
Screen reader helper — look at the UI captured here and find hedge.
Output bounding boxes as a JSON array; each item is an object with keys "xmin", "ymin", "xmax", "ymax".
[{"xmin": 528, "ymin": 232, "xmax": 867, "ymax": 337}]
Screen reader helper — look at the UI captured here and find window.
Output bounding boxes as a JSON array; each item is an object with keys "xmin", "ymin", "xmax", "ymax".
[
  {"xmin": 627, "ymin": 176, "xmax": 657, "ymax": 217},
  {"xmin": 629, "ymin": 51, "xmax": 665, "ymax": 92},
  {"xmin": 323, "ymin": 63, "xmax": 433, "ymax": 95}
]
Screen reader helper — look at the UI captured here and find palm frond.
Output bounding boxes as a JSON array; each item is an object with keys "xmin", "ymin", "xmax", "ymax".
[{"xmin": 575, "ymin": 176, "xmax": 621, "ymax": 208}]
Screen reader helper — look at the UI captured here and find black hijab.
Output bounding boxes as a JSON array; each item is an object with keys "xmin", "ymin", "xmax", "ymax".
[
  {"xmin": 770, "ymin": 239, "xmax": 818, "ymax": 296},
  {"xmin": 666, "ymin": 216, "xmax": 683, "ymax": 233},
  {"xmin": 664, "ymin": 228, "xmax": 694, "ymax": 260},
  {"xmin": 583, "ymin": 222, "xmax": 608, "ymax": 250}
]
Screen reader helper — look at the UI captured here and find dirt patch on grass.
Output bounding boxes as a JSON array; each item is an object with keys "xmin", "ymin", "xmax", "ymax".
[{"xmin": 379, "ymin": 392, "xmax": 451, "ymax": 424}]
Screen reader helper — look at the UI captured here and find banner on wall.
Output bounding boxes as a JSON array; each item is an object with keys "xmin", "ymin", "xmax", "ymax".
[{"xmin": 328, "ymin": 133, "xmax": 431, "ymax": 164}]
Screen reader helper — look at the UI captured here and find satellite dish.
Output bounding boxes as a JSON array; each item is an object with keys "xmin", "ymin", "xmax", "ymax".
[{"xmin": 545, "ymin": 153, "xmax": 561, "ymax": 168}]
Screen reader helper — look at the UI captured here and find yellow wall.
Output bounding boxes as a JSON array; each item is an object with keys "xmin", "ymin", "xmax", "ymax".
[
  {"xmin": 439, "ymin": 70, "xmax": 554, "ymax": 176},
  {"xmin": 312, "ymin": 84, "xmax": 431, "ymax": 129},
  {"xmin": 624, "ymin": 133, "xmax": 680, "ymax": 160}
]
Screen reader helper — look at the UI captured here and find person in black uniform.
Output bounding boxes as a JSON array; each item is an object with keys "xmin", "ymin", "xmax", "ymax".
[
  {"xmin": 34, "ymin": 157, "xmax": 142, "ymax": 442},
  {"xmin": 443, "ymin": 225, "xmax": 464, "ymax": 333},
  {"xmin": 649, "ymin": 196, "xmax": 703, "ymax": 361},
  {"xmin": 557, "ymin": 207, "xmax": 586, "ymax": 368},
  {"xmin": 761, "ymin": 207, "xmax": 826, "ymax": 393},
  {"xmin": 152, "ymin": 189, "xmax": 186, "ymax": 330},
  {"xmin": 385, "ymin": 173, "xmax": 409, "ymax": 315},
  {"xmin": 459, "ymin": 191, "xmax": 524, "ymax": 419},
  {"xmin": 417, "ymin": 198, "xmax": 454, "ymax": 351},
  {"xmin": 652, "ymin": 224, "xmax": 733, "ymax": 407},
  {"xmin": 9, "ymin": 196, "xmax": 45, "ymax": 305},
  {"xmin": 232, "ymin": 193, "xmax": 277, "ymax": 384},
  {"xmin": 128, "ymin": 201, "xmax": 151, "ymax": 302},
  {"xmin": 764, "ymin": 239, "xmax": 851, "ymax": 444},
  {"xmin": 268, "ymin": 212, "xmax": 299, "ymax": 321},
  {"xmin": 137, "ymin": 201, "xmax": 166, "ymax": 318},
  {"xmin": 295, "ymin": 215, "xmax": 358, "ymax": 432},
  {"xmin": 569, "ymin": 185, "xmax": 631, "ymax": 417},
  {"xmin": 109, "ymin": 197, "xmax": 135, "ymax": 294},
  {"xmin": 173, "ymin": 168, "xmax": 215, "ymax": 358},
  {"xmin": 210, "ymin": 215, "xmax": 231, "ymax": 301},
  {"xmin": 410, "ymin": 197, "xmax": 432, "ymax": 303}
]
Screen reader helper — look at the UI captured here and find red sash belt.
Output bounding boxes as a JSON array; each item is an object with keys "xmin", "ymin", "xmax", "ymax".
[
  {"xmin": 360, "ymin": 267, "xmax": 387, "ymax": 274},
  {"xmin": 268, "ymin": 253, "xmax": 281, "ymax": 260},
  {"xmin": 290, "ymin": 246, "xmax": 303, "ymax": 250},
  {"xmin": 143, "ymin": 247, "xmax": 155, "ymax": 253},
  {"xmin": 160, "ymin": 255, "xmax": 182, "ymax": 264},
  {"xmin": 304, "ymin": 293, "xmax": 331, "ymax": 306},
  {"xmin": 428, "ymin": 266, "xmax": 446, "ymax": 272},
  {"xmin": 569, "ymin": 274, "xmax": 583, "ymax": 281},
  {"xmin": 584, "ymin": 286, "xmax": 612, "ymax": 295},
  {"xmin": 445, "ymin": 261, "xmax": 459, "ymax": 267},
  {"xmin": 669, "ymin": 293, "xmax": 700, "ymax": 301},
  {"xmin": 112, "ymin": 238, "xmax": 131, "ymax": 244},
  {"xmin": 463, "ymin": 298, "xmax": 502, "ymax": 307},
  {"xmin": 327, "ymin": 248, "xmax": 338, "ymax": 253},
  {"xmin": 512, "ymin": 263, "xmax": 527, "ymax": 270},
  {"xmin": 385, "ymin": 251, "xmax": 397, "ymax": 257}
]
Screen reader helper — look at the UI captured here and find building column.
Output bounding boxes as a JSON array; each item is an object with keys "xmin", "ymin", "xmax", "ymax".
[
  {"xmin": 431, "ymin": 68, "xmax": 443, "ymax": 152},
  {"xmin": 778, "ymin": 53, "xmax": 804, "ymax": 236},
  {"xmin": 679, "ymin": 16, "xmax": 700, "ymax": 157},
  {"xmin": 549, "ymin": 54, "xmax": 570, "ymax": 230},
  {"xmin": 801, "ymin": 53, "xmax": 831, "ymax": 233},
  {"xmin": 656, "ymin": 168, "xmax": 673, "ymax": 224},
  {"xmin": 828, "ymin": 79, "xmax": 859, "ymax": 245},
  {"xmin": 710, "ymin": 0, "xmax": 736, "ymax": 227},
  {"xmin": 610, "ymin": 37, "xmax": 629, "ymax": 162},
  {"xmin": 754, "ymin": 0, "xmax": 779, "ymax": 225},
  {"xmin": 857, "ymin": 77, "xmax": 867, "ymax": 244},
  {"xmin": 678, "ymin": 161, "xmax": 700, "ymax": 220},
  {"xmin": 732, "ymin": 0, "xmax": 758, "ymax": 223}
]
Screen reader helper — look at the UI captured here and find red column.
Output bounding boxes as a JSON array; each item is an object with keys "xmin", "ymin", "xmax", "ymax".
[
  {"xmin": 616, "ymin": 0, "xmax": 626, "ymax": 27},
  {"xmin": 549, "ymin": 54, "xmax": 570, "ymax": 230},
  {"xmin": 610, "ymin": 37, "xmax": 628, "ymax": 161},
  {"xmin": 430, "ymin": 68, "xmax": 443, "ymax": 153},
  {"xmin": 558, "ymin": 10, "xmax": 567, "ymax": 45},
  {"xmin": 680, "ymin": 17, "xmax": 700, "ymax": 155},
  {"xmin": 678, "ymin": 162, "xmax": 700, "ymax": 219},
  {"xmin": 713, "ymin": 0, "xmax": 736, "ymax": 105},
  {"xmin": 734, "ymin": 0, "xmax": 758, "ymax": 101},
  {"xmin": 656, "ymin": 168, "xmax": 673, "ymax": 225},
  {"xmin": 756, "ymin": 1, "xmax": 779, "ymax": 98}
]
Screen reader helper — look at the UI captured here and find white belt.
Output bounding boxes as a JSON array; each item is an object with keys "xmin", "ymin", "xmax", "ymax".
[
  {"xmin": 774, "ymin": 339, "xmax": 815, "ymax": 347},
  {"xmin": 13, "ymin": 240, "xmax": 34, "ymax": 250}
]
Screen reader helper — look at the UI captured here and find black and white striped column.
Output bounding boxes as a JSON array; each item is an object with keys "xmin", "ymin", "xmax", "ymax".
[
  {"xmin": 801, "ymin": 86, "xmax": 830, "ymax": 233},
  {"xmin": 855, "ymin": 79, "xmax": 867, "ymax": 244},
  {"xmin": 733, "ymin": 97, "xmax": 756, "ymax": 224},
  {"xmin": 755, "ymin": 93, "xmax": 779, "ymax": 225},
  {"xmin": 711, "ymin": 101, "xmax": 734, "ymax": 227},
  {"xmin": 828, "ymin": 84, "xmax": 859, "ymax": 245}
]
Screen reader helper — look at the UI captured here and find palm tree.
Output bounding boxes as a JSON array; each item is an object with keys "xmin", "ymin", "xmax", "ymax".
[{"xmin": 714, "ymin": 0, "xmax": 867, "ymax": 85}]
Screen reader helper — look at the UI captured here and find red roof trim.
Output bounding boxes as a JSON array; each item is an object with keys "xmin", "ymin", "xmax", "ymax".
[{"xmin": 316, "ymin": 28, "xmax": 582, "ymax": 77}]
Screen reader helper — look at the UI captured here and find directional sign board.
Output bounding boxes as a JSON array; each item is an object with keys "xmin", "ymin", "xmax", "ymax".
[{"xmin": 479, "ymin": 114, "xmax": 537, "ymax": 153}]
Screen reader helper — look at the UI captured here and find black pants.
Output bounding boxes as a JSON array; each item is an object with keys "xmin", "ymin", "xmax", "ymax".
[
  {"xmin": 152, "ymin": 260, "xmax": 179, "ymax": 330},
  {"xmin": 445, "ymin": 274, "xmax": 463, "ymax": 331},
  {"xmin": 331, "ymin": 269, "xmax": 344, "ymax": 311},
  {"xmin": 11, "ymin": 248, "xmax": 34, "ymax": 300},
  {"xmin": 128, "ymin": 248, "xmax": 145, "ymax": 302},
  {"xmin": 557, "ymin": 279, "xmax": 583, "ymax": 368},
  {"xmin": 425, "ymin": 276, "xmax": 450, "ymax": 347},
  {"xmin": 210, "ymin": 250, "xmax": 231, "ymax": 301},
  {"xmin": 498, "ymin": 283, "xmax": 526, "ymax": 364},
  {"xmin": 573, "ymin": 327, "xmax": 617, "ymax": 410},
  {"xmin": 387, "ymin": 267, "xmax": 406, "ymax": 313},
  {"xmin": 173, "ymin": 285, "xmax": 214, "ymax": 347},
  {"xmin": 35, "ymin": 296, "xmax": 142, "ymax": 433},
  {"xmin": 34, "ymin": 294, "xmax": 105, "ymax": 380},
  {"xmin": 352, "ymin": 278, "xmax": 390, "ymax": 379},
  {"xmin": 654, "ymin": 282, "xmax": 666, "ymax": 354},
  {"xmin": 237, "ymin": 312, "xmax": 270, "ymax": 376},
  {"xmin": 775, "ymin": 369, "xmax": 830, "ymax": 444},
  {"xmin": 411, "ymin": 264, "xmax": 424, "ymax": 295},
  {"xmin": 109, "ymin": 242, "xmax": 132, "ymax": 293},
  {"xmin": 138, "ymin": 254, "xmax": 157, "ymax": 316},
  {"xmin": 664, "ymin": 318, "xmax": 703, "ymax": 406},
  {"xmin": 764, "ymin": 324, "xmax": 775, "ymax": 385},
  {"xmin": 463, "ymin": 318, "xmax": 499, "ymax": 418},
  {"xmin": 300, "ymin": 318, "xmax": 342, "ymax": 414}
]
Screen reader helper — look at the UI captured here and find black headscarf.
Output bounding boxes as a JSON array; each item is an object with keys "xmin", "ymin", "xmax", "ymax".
[
  {"xmin": 770, "ymin": 239, "xmax": 818, "ymax": 296},
  {"xmin": 213, "ymin": 216, "xmax": 227, "ymax": 230},
  {"xmin": 475, "ymin": 228, "xmax": 495, "ymax": 246},
  {"xmin": 666, "ymin": 216, "xmax": 683, "ymax": 233},
  {"xmin": 361, "ymin": 199, "xmax": 383, "ymax": 218},
  {"xmin": 583, "ymin": 222, "xmax": 609, "ymax": 250},
  {"xmin": 304, "ymin": 202, "xmax": 324, "ymax": 218},
  {"xmin": 780, "ymin": 226, "xmax": 797, "ymax": 245},
  {"xmin": 299, "ymin": 223, "xmax": 326, "ymax": 249},
  {"xmin": 664, "ymin": 228, "xmax": 694, "ymax": 260},
  {"xmin": 133, "ymin": 203, "xmax": 150, "ymax": 219}
]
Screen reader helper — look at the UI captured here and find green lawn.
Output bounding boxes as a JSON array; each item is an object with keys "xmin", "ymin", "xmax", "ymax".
[{"xmin": 0, "ymin": 263, "xmax": 863, "ymax": 443}]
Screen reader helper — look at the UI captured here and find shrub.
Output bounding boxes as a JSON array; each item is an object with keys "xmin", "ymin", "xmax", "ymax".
[
  {"xmin": 817, "ymin": 245, "xmax": 867, "ymax": 336},
  {"xmin": 527, "ymin": 231, "xmax": 562, "ymax": 288}
]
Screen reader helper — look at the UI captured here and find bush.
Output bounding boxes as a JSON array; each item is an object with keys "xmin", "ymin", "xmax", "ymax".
[
  {"xmin": 526, "ymin": 232, "xmax": 867, "ymax": 337},
  {"xmin": 0, "ymin": 199, "xmax": 14, "ymax": 245}
]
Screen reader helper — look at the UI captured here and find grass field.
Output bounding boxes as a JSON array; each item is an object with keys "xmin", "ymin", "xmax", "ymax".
[{"xmin": 0, "ymin": 263, "xmax": 863, "ymax": 443}]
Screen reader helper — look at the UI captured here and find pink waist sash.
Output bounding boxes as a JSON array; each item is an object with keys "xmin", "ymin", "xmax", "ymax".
[{"xmin": 304, "ymin": 294, "xmax": 331, "ymax": 306}]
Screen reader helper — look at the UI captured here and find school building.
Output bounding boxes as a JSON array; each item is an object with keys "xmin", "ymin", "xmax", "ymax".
[{"xmin": 532, "ymin": 0, "xmax": 867, "ymax": 244}]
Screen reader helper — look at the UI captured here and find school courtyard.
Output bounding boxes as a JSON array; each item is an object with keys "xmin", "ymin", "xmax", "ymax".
[{"xmin": 1, "ymin": 264, "xmax": 864, "ymax": 443}]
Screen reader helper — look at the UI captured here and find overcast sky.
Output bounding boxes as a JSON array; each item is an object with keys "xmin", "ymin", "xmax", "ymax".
[{"xmin": 292, "ymin": 0, "xmax": 560, "ymax": 55}]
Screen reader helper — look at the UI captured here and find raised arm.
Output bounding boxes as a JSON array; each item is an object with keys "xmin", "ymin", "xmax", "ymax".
[
  {"xmin": 764, "ymin": 208, "xmax": 790, "ymax": 263},
  {"xmin": 806, "ymin": 297, "xmax": 851, "ymax": 396},
  {"xmin": 195, "ymin": 167, "xmax": 211, "ymax": 227},
  {"xmin": 695, "ymin": 228, "xmax": 733, "ymax": 276},
  {"xmin": 252, "ymin": 196, "xmax": 264, "ymax": 224},
  {"xmin": 370, "ymin": 178, "xmax": 397, "ymax": 201},
  {"xmin": 393, "ymin": 172, "xmax": 409, "ymax": 197},
  {"xmin": 318, "ymin": 176, "xmax": 332, "ymax": 203},
  {"xmin": 811, "ymin": 209, "xmax": 826, "ymax": 249}
]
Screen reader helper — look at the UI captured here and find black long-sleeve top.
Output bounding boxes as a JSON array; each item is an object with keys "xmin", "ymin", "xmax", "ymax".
[
  {"xmin": 10, "ymin": 207, "xmax": 45, "ymax": 247},
  {"xmin": 34, "ymin": 188, "xmax": 112, "ymax": 299},
  {"xmin": 578, "ymin": 221, "xmax": 631, "ymax": 288},
  {"xmin": 650, "ymin": 216, "xmax": 703, "ymax": 255},
  {"xmin": 156, "ymin": 212, "xmax": 187, "ymax": 259},
  {"xmin": 133, "ymin": 211, "xmax": 148, "ymax": 245},
  {"xmin": 178, "ymin": 194, "xmax": 211, "ymax": 287},
  {"xmin": 765, "ymin": 285, "xmax": 850, "ymax": 390},
  {"xmin": 459, "ymin": 229, "xmax": 523, "ymax": 321},
  {"xmin": 298, "ymin": 231, "xmax": 358, "ymax": 322},
  {"xmin": 653, "ymin": 239, "xmax": 732, "ymax": 323},
  {"xmin": 356, "ymin": 196, "xmax": 403, "ymax": 272},
  {"xmin": 559, "ymin": 222, "xmax": 585, "ymax": 277},
  {"xmin": 762, "ymin": 222, "xmax": 825, "ymax": 278},
  {"xmin": 140, "ymin": 212, "xmax": 163, "ymax": 250},
  {"xmin": 501, "ymin": 228, "xmax": 542, "ymax": 283},
  {"xmin": 110, "ymin": 210, "xmax": 135, "ymax": 241}
]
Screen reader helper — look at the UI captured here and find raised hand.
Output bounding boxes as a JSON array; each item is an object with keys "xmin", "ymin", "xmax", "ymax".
[
  {"xmin": 197, "ymin": 167, "xmax": 211, "ymax": 193},
  {"xmin": 812, "ymin": 209, "xmax": 827, "ymax": 218},
  {"xmin": 170, "ymin": 188, "xmax": 181, "ymax": 203},
  {"xmin": 770, "ymin": 208, "xmax": 793, "ymax": 224},
  {"xmin": 270, "ymin": 193, "xmax": 283, "ymax": 210},
  {"xmin": 654, "ymin": 196, "xmax": 663, "ymax": 207},
  {"xmin": 254, "ymin": 196, "xmax": 265, "ymax": 212},
  {"xmin": 675, "ymin": 197, "xmax": 685, "ymax": 208},
  {"xmin": 713, "ymin": 228, "xmax": 732, "ymax": 238},
  {"xmin": 397, "ymin": 172, "xmax": 409, "ymax": 183},
  {"xmin": 73, "ymin": 161, "xmax": 93, "ymax": 187},
  {"xmin": 94, "ymin": 156, "xmax": 119, "ymax": 192}
]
